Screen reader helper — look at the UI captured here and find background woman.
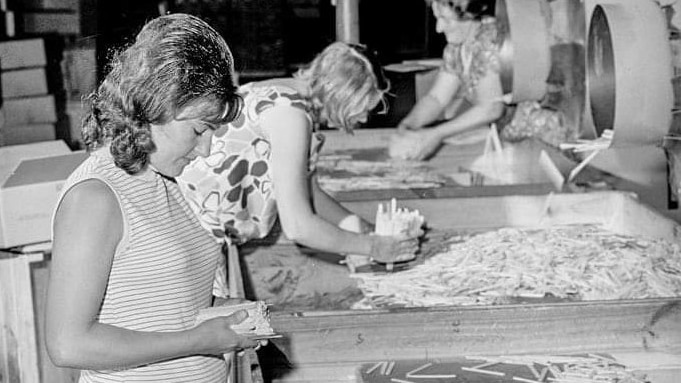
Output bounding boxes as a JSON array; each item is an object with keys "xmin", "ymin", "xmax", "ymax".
[
  {"xmin": 178, "ymin": 42, "xmax": 422, "ymax": 298},
  {"xmin": 389, "ymin": 0, "xmax": 504, "ymax": 160},
  {"xmin": 46, "ymin": 13, "xmax": 259, "ymax": 382}
]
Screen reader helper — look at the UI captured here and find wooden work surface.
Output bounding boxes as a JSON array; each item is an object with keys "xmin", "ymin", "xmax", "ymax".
[
  {"xmin": 315, "ymin": 128, "xmax": 611, "ymax": 202},
  {"xmin": 241, "ymin": 192, "xmax": 681, "ymax": 382}
]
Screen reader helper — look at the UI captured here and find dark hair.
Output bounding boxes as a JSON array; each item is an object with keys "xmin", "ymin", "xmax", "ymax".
[
  {"xmin": 428, "ymin": 0, "xmax": 495, "ymax": 21},
  {"xmin": 82, "ymin": 13, "xmax": 242, "ymax": 174}
]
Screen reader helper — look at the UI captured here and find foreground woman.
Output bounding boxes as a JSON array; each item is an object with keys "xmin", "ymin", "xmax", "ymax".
[{"xmin": 46, "ymin": 13, "xmax": 259, "ymax": 382}]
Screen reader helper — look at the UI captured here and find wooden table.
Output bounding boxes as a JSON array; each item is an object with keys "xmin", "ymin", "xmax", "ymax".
[
  {"xmin": 316, "ymin": 128, "xmax": 611, "ymax": 202},
  {"xmin": 238, "ymin": 192, "xmax": 681, "ymax": 382}
]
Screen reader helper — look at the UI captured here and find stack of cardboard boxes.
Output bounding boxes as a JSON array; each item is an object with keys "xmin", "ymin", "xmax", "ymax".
[
  {"xmin": 20, "ymin": 0, "xmax": 94, "ymax": 37},
  {"xmin": 7, "ymin": 0, "xmax": 97, "ymax": 148},
  {"xmin": 0, "ymin": 37, "xmax": 58, "ymax": 146}
]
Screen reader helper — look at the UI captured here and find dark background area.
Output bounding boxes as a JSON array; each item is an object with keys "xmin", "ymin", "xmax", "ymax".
[
  {"xmin": 1, "ymin": 0, "xmax": 447, "ymax": 147},
  {"xmin": 92, "ymin": 0, "xmax": 445, "ymax": 79},
  {"xmin": 94, "ymin": 0, "xmax": 447, "ymax": 127}
]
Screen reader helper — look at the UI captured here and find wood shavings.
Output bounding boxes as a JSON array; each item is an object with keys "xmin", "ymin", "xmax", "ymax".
[
  {"xmin": 405, "ymin": 362, "xmax": 457, "ymax": 379},
  {"xmin": 351, "ymin": 225, "xmax": 681, "ymax": 309},
  {"xmin": 316, "ymin": 157, "xmax": 447, "ymax": 192},
  {"xmin": 195, "ymin": 301, "xmax": 277, "ymax": 338},
  {"xmin": 559, "ymin": 129, "xmax": 613, "ymax": 153},
  {"xmin": 385, "ymin": 361, "xmax": 396, "ymax": 375},
  {"xmin": 467, "ymin": 354, "xmax": 648, "ymax": 383},
  {"xmin": 461, "ymin": 366, "xmax": 506, "ymax": 376}
]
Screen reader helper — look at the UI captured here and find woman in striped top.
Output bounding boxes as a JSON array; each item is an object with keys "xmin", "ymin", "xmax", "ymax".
[{"xmin": 45, "ymin": 14, "xmax": 259, "ymax": 382}]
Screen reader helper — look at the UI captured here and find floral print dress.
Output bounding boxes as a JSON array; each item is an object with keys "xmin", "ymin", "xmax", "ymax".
[
  {"xmin": 440, "ymin": 19, "xmax": 572, "ymax": 147},
  {"xmin": 178, "ymin": 83, "xmax": 324, "ymax": 246},
  {"xmin": 441, "ymin": 18, "xmax": 501, "ymax": 103}
]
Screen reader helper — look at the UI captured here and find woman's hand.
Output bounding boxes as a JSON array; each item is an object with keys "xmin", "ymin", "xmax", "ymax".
[
  {"xmin": 389, "ymin": 129, "xmax": 443, "ymax": 161},
  {"xmin": 191, "ymin": 310, "xmax": 260, "ymax": 355},
  {"xmin": 410, "ymin": 130, "xmax": 444, "ymax": 161},
  {"xmin": 369, "ymin": 234, "xmax": 422, "ymax": 264},
  {"xmin": 396, "ymin": 120, "xmax": 421, "ymax": 132}
]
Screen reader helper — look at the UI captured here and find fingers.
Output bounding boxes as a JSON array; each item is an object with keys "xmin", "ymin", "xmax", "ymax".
[
  {"xmin": 224, "ymin": 309, "xmax": 249, "ymax": 325},
  {"xmin": 370, "ymin": 235, "xmax": 420, "ymax": 263},
  {"xmin": 238, "ymin": 335, "xmax": 260, "ymax": 350}
]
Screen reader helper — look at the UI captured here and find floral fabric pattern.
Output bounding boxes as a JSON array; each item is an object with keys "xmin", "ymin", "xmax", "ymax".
[
  {"xmin": 178, "ymin": 83, "xmax": 323, "ymax": 244},
  {"xmin": 442, "ymin": 19, "xmax": 501, "ymax": 102}
]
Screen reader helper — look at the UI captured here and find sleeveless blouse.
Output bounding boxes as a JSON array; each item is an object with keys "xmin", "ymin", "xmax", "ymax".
[
  {"xmin": 442, "ymin": 19, "xmax": 501, "ymax": 102},
  {"xmin": 55, "ymin": 148, "xmax": 226, "ymax": 383},
  {"xmin": 178, "ymin": 83, "xmax": 324, "ymax": 245}
]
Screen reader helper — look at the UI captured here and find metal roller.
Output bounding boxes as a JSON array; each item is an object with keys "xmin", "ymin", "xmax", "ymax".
[
  {"xmin": 587, "ymin": 2, "xmax": 673, "ymax": 147},
  {"xmin": 495, "ymin": 0, "xmax": 552, "ymax": 103}
]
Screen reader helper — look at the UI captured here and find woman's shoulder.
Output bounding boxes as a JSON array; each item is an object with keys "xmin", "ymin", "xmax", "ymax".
[{"xmin": 241, "ymin": 79, "xmax": 312, "ymax": 116}]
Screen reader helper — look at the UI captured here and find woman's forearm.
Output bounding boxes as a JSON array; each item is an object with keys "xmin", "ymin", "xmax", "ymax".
[
  {"xmin": 430, "ymin": 100, "xmax": 504, "ymax": 140},
  {"xmin": 281, "ymin": 211, "xmax": 374, "ymax": 256},
  {"xmin": 310, "ymin": 176, "xmax": 362, "ymax": 226},
  {"xmin": 48, "ymin": 322, "xmax": 199, "ymax": 370},
  {"xmin": 399, "ymin": 93, "xmax": 446, "ymax": 129}
]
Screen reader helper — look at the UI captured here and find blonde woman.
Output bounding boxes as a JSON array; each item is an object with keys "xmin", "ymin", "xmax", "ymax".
[{"xmin": 178, "ymin": 42, "xmax": 422, "ymax": 297}]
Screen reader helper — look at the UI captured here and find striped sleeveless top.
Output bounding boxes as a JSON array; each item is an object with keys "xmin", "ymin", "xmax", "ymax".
[{"xmin": 56, "ymin": 148, "xmax": 227, "ymax": 382}]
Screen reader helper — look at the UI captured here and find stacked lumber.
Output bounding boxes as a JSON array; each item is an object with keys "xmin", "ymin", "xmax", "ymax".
[{"xmin": 0, "ymin": 38, "xmax": 57, "ymax": 146}]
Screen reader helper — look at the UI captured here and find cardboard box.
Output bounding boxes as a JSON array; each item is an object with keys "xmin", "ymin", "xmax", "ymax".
[
  {"xmin": 0, "ymin": 141, "xmax": 87, "ymax": 248},
  {"xmin": 0, "ymin": 38, "xmax": 46, "ymax": 70},
  {"xmin": 3, "ymin": 95, "xmax": 57, "ymax": 126},
  {"xmin": 20, "ymin": 0, "xmax": 80, "ymax": 11},
  {"xmin": 0, "ymin": 123, "xmax": 56, "ymax": 146},
  {"xmin": 22, "ymin": 11, "xmax": 81, "ymax": 35},
  {"xmin": 1, "ymin": 67, "xmax": 48, "ymax": 99}
]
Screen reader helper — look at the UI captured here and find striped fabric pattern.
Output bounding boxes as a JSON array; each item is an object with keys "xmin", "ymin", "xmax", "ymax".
[{"xmin": 57, "ymin": 148, "xmax": 226, "ymax": 382}]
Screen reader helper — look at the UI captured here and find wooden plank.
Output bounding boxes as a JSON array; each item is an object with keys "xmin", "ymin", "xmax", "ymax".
[
  {"xmin": 341, "ymin": 191, "xmax": 681, "ymax": 241},
  {"xmin": 328, "ymin": 182, "xmax": 556, "ymax": 202},
  {"xmin": 0, "ymin": 252, "xmax": 41, "ymax": 383},
  {"xmin": 227, "ymin": 245, "xmax": 265, "ymax": 383},
  {"xmin": 266, "ymin": 298, "xmax": 681, "ymax": 366}
]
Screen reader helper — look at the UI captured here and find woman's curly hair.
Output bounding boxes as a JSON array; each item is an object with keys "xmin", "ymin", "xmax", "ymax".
[
  {"xmin": 82, "ymin": 13, "xmax": 242, "ymax": 174},
  {"xmin": 294, "ymin": 42, "xmax": 389, "ymax": 132}
]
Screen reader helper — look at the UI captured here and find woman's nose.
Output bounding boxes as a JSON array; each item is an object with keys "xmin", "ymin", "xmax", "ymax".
[{"xmin": 195, "ymin": 131, "xmax": 213, "ymax": 157}]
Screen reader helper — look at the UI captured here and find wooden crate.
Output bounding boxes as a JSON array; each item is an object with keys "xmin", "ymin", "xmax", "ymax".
[
  {"xmin": 240, "ymin": 191, "xmax": 681, "ymax": 381},
  {"xmin": 0, "ymin": 252, "xmax": 43, "ymax": 383}
]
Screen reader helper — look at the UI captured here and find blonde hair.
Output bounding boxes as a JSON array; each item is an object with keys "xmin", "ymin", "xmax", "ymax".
[{"xmin": 294, "ymin": 42, "xmax": 389, "ymax": 132}]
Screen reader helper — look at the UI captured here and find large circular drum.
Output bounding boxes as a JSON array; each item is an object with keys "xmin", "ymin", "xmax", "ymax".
[
  {"xmin": 496, "ymin": 0, "xmax": 552, "ymax": 103},
  {"xmin": 587, "ymin": 2, "xmax": 673, "ymax": 147}
]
